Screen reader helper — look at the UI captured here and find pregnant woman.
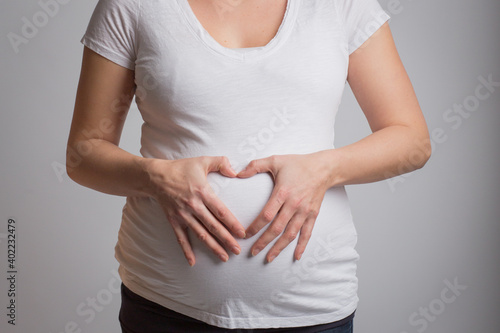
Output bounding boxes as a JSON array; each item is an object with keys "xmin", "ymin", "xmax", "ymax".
[{"xmin": 67, "ymin": 0, "xmax": 431, "ymax": 332}]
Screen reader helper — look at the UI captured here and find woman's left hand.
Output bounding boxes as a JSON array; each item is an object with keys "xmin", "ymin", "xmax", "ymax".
[{"xmin": 237, "ymin": 151, "xmax": 334, "ymax": 263}]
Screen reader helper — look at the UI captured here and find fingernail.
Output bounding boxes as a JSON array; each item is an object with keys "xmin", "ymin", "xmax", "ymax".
[
  {"xmin": 231, "ymin": 246, "xmax": 241, "ymax": 255},
  {"xmin": 252, "ymin": 248, "xmax": 261, "ymax": 256},
  {"xmin": 188, "ymin": 258, "xmax": 195, "ymax": 267},
  {"xmin": 219, "ymin": 254, "xmax": 228, "ymax": 262},
  {"xmin": 268, "ymin": 254, "xmax": 276, "ymax": 263},
  {"xmin": 245, "ymin": 232, "xmax": 254, "ymax": 239},
  {"xmin": 237, "ymin": 230, "xmax": 246, "ymax": 238},
  {"xmin": 296, "ymin": 253, "xmax": 302, "ymax": 261}
]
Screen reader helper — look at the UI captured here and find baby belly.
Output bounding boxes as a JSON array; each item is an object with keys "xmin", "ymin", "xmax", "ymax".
[
  {"xmin": 119, "ymin": 171, "xmax": 358, "ymax": 317},
  {"xmin": 200, "ymin": 172, "xmax": 277, "ymax": 256},
  {"xmin": 206, "ymin": 172, "xmax": 274, "ymax": 229},
  {"xmin": 180, "ymin": 173, "xmax": 328, "ymax": 310}
]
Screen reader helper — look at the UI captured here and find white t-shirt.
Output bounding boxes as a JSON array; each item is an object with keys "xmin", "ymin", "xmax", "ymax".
[{"xmin": 81, "ymin": 0, "xmax": 390, "ymax": 329}]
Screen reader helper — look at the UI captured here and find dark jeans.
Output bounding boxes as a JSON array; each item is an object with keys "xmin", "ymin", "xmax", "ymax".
[{"xmin": 119, "ymin": 283, "xmax": 354, "ymax": 333}]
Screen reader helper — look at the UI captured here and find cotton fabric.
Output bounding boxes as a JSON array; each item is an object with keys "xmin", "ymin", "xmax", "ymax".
[
  {"xmin": 119, "ymin": 282, "xmax": 355, "ymax": 332},
  {"xmin": 81, "ymin": 0, "xmax": 390, "ymax": 329}
]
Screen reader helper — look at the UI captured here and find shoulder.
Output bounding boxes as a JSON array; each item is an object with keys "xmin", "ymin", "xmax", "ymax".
[{"xmin": 91, "ymin": 0, "xmax": 141, "ymax": 17}]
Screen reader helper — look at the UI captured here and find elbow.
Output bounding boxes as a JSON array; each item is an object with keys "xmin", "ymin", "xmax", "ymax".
[
  {"xmin": 65, "ymin": 144, "xmax": 83, "ymax": 183},
  {"xmin": 417, "ymin": 144, "xmax": 432, "ymax": 170},
  {"xmin": 412, "ymin": 131, "xmax": 432, "ymax": 170},
  {"xmin": 423, "ymin": 140, "xmax": 432, "ymax": 166}
]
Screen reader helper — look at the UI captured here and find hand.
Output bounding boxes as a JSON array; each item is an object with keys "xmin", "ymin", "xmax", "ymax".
[
  {"xmin": 147, "ymin": 156, "xmax": 246, "ymax": 266},
  {"xmin": 237, "ymin": 151, "xmax": 333, "ymax": 263}
]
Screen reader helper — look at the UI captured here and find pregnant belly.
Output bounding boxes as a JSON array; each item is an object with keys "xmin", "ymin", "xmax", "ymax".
[
  {"xmin": 188, "ymin": 172, "xmax": 279, "ymax": 269},
  {"xmin": 119, "ymin": 171, "xmax": 358, "ymax": 318},
  {"xmin": 206, "ymin": 172, "xmax": 274, "ymax": 230},
  {"xmin": 172, "ymin": 173, "xmax": 304, "ymax": 309}
]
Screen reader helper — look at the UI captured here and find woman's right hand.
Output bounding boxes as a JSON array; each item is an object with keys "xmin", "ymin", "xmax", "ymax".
[
  {"xmin": 68, "ymin": 47, "xmax": 244, "ymax": 266},
  {"xmin": 145, "ymin": 156, "xmax": 246, "ymax": 266}
]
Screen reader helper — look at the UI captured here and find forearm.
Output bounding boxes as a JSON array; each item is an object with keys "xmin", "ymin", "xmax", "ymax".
[
  {"xmin": 325, "ymin": 125, "xmax": 431, "ymax": 187},
  {"xmin": 66, "ymin": 139, "xmax": 155, "ymax": 198}
]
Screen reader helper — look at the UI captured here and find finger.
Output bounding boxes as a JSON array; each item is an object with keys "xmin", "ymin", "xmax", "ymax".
[
  {"xmin": 202, "ymin": 187, "xmax": 246, "ymax": 239},
  {"xmin": 294, "ymin": 216, "xmax": 316, "ymax": 261},
  {"xmin": 237, "ymin": 157, "xmax": 274, "ymax": 178},
  {"xmin": 206, "ymin": 156, "xmax": 237, "ymax": 177},
  {"xmin": 250, "ymin": 199, "xmax": 295, "ymax": 257},
  {"xmin": 265, "ymin": 213, "xmax": 305, "ymax": 263},
  {"xmin": 180, "ymin": 211, "xmax": 230, "ymax": 262},
  {"xmin": 192, "ymin": 204, "xmax": 242, "ymax": 255},
  {"xmin": 245, "ymin": 185, "xmax": 289, "ymax": 239},
  {"xmin": 169, "ymin": 219, "xmax": 196, "ymax": 266}
]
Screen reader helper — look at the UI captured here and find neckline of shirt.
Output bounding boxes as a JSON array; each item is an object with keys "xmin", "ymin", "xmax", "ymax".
[
  {"xmin": 175, "ymin": 0, "xmax": 300, "ymax": 62},
  {"xmin": 231, "ymin": 46, "xmax": 265, "ymax": 52}
]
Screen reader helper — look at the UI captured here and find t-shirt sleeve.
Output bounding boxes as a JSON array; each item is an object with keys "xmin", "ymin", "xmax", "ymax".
[
  {"xmin": 337, "ymin": 0, "xmax": 391, "ymax": 55},
  {"xmin": 80, "ymin": 0, "xmax": 139, "ymax": 70}
]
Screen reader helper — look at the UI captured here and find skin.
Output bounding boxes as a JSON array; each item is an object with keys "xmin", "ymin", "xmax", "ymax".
[{"xmin": 67, "ymin": 0, "xmax": 431, "ymax": 266}]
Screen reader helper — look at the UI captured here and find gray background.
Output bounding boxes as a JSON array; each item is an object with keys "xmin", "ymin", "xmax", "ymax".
[{"xmin": 1, "ymin": 0, "xmax": 499, "ymax": 332}]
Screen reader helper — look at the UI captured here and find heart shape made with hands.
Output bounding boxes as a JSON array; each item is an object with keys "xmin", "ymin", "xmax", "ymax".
[{"xmin": 206, "ymin": 171, "xmax": 274, "ymax": 230}]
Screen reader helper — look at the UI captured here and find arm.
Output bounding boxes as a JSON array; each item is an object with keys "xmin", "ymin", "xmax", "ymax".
[
  {"xmin": 326, "ymin": 21, "xmax": 431, "ymax": 186},
  {"xmin": 67, "ymin": 47, "xmax": 246, "ymax": 266},
  {"xmin": 67, "ymin": 46, "xmax": 147, "ymax": 197},
  {"xmin": 237, "ymin": 22, "xmax": 431, "ymax": 262}
]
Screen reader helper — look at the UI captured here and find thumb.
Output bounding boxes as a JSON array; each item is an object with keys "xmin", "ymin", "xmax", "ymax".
[
  {"xmin": 207, "ymin": 156, "xmax": 237, "ymax": 177},
  {"xmin": 237, "ymin": 157, "xmax": 273, "ymax": 178}
]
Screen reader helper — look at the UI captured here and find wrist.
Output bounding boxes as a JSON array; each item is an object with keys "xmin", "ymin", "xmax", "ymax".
[
  {"xmin": 138, "ymin": 157, "xmax": 169, "ymax": 198},
  {"xmin": 315, "ymin": 149, "xmax": 344, "ymax": 188}
]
